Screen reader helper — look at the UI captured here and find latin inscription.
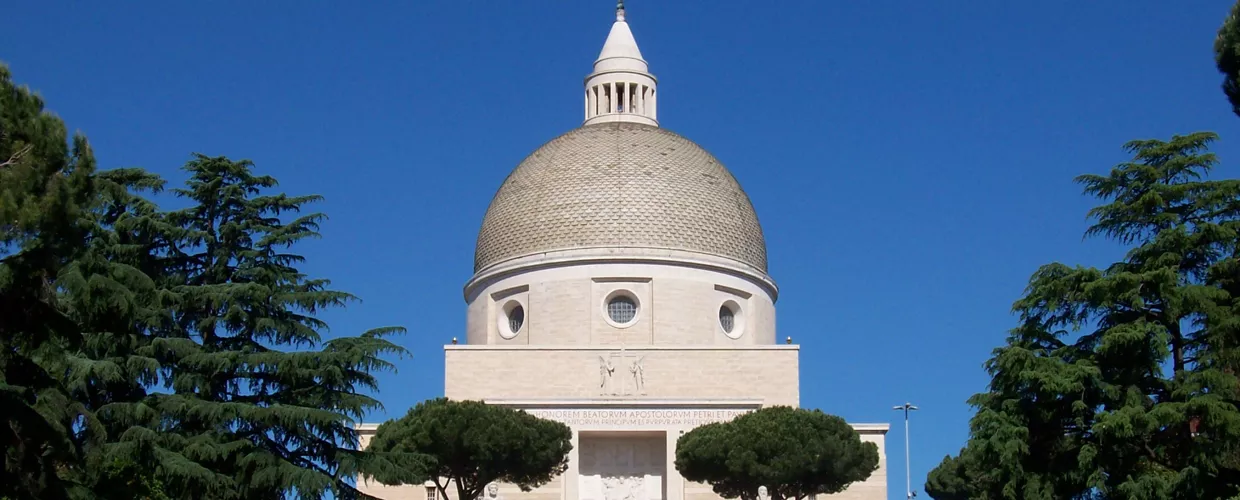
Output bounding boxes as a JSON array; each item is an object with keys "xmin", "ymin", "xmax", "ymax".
[{"xmin": 524, "ymin": 408, "xmax": 752, "ymax": 427}]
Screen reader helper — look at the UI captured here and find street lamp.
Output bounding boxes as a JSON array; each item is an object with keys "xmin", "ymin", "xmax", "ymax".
[{"xmin": 893, "ymin": 402, "xmax": 919, "ymax": 499}]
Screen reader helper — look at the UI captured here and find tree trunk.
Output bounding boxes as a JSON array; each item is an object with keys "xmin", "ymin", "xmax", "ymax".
[{"xmin": 1170, "ymin": 322, "xmax": 1185, "ymax": 375}]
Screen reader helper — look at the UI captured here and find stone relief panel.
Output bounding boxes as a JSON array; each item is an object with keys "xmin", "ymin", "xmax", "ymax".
[
  {"xmin": 598, "ymin": 352, "xmax": 647, "ymax": 396},
  {"xmin": 579, "ymin": 436, "xmax": 665, "ymax": 500}
]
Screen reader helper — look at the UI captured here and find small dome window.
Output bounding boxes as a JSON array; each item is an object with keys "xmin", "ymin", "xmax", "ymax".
[
  {"xmin": 606, "ymin": 293, "xmax": 638, "ymax": 326},
  {"xmin": 720, "ymin": 299, "xmax": 745, "ymax": 339},
  {"xmin": 719, "ymin": 305, "xmax": 735, "ymax": 333},
  {"xmin": 498, "ymin": 300, "xmax": 525, "ymax": 339},
  {"xmin": 508, "ymin": 305, "xmax": 525, "ymax": 333}
]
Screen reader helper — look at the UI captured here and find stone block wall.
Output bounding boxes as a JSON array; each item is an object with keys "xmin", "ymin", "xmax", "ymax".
[{"xmin": 443, "ymin": 345, "xmax": 799, "ymax": 406}]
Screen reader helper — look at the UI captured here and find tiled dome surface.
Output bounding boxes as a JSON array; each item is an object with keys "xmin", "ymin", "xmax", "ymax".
[{"xmin": 474, "ymin": 122, "xmax": 767, "ymax": 272}]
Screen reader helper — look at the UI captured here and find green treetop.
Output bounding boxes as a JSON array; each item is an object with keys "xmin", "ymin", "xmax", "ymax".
[
  {"xmin": 675, "ymin": 406, "xmax": 879, "ymax": 500},
  {"xmin": 926, "ymin": 132, "xmax": 1240, "ymax": 499},
  {"xmin": 1, "ymin": 61, "xmax": 104, "ymax": 500},
  {"xmin": 367, "ymin": 398, "xmax": 574, "ymax": 500},
  {"xmin": 1, "ymin": 62, "xmax": 173, "ymax": 500},
  {"xmin": 133, "ymin": 154, "xmax": 408, "ymax": 499},
  {"xmin": 1, "ymin": 62, "xmax": 409, "ymax": 499}
]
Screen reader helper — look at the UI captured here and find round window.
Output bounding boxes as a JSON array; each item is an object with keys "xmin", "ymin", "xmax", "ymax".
[
  {"xmin": 508, "ymin": 305, "xmax": 525, "ymax": 333},
  {"xmin": 719, "ymin": 304, "xmax": 735, "ymax": 333},
  {"xmin": 605, "ymin": 293, "xmax": 639, "ymax": 326},
  {"xmin": 497, "ymin": 301, "xmax": 524, "ymax": 339},
  {"xmin": 720, "ymin": 300, "xmax": 745, "ymax": 339}
]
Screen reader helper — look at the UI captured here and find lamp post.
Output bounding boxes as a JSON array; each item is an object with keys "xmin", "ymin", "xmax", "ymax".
[{"xmin": 893, "ymin": 402, "xmax": 918, "ymax": 499}]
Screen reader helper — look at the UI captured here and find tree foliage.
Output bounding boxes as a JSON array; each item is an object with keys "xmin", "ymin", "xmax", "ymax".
[
  {"xmin": 1, "ymin": 61, "xmax": 103, "ymax": 500},
  {"xmin": 1217, "ymin": 1, "xmax": 1240, "ymax": 117},
  {"xmin": 128, "ymin": 154, "xmax": 408, "ymax": 499},
  {"xmin": 366, "ymin": 398, "xmax": 573, "ymax": 500},
  {"xmin": 925, "ymin": 132, "xmax": 1240, "ymax": 500},
  {"xmin": 674, "ymin": 406, "xmax": 879, "ymax": 500},
  {"xmin": 0, "ymin": 63, "xmax": 407, "ymax": 500}
]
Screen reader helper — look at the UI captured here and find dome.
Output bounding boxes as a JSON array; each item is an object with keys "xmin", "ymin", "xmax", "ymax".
[{"xmin": 473, "ymin": 122, "xmax": 768, "ymax": 273}]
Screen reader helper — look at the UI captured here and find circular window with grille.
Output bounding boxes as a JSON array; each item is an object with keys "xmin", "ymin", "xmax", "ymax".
[
  {"xmin": 720, "ymin": 300, "xmax": 744, "ymax": 339},
  {"xmin": 719, "ymin": 305, "xmax": 735, "ymax": 333},
  {"xmin": 498, "ymin": 300, "xmax": 525, "ymax": 339},
  {"xmin": 603, "ymin": 291, "xmax": 640, "ymax": 328}
]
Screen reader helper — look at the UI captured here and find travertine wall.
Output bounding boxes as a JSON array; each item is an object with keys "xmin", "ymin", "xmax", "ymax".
[
  {"xmin": 444, "ymin": 345, "xmax": 798, "ymax": 406},
  {"xmin": 463, "ymin": 257, "xmax": 777, "ymax": 347},
  {"xmin": 823, "ymin": 428, "xmax": 889, "ymax": 500}
]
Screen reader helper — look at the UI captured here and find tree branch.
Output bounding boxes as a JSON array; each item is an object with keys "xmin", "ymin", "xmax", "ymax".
[
  {"xmin": 0, "ymin": 143, "xmax": 32, "ymax": 168},
  {"xmin": 434, "ymin": 477, "xmax": 451, "ymax": 500}
]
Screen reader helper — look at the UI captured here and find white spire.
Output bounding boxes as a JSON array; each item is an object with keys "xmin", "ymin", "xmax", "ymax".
[
  {"xmin": 583, "ymin": 1, "xmax": 658, "ymax": 127},
  {"xmin": 597, "ymin": 2, "xmax": 644, "ymax": 67}
]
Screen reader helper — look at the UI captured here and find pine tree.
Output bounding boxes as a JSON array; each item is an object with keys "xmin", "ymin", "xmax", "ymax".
[
  {"xmin": 136, "ymin": 155, "xmax": 407, "ymax": 499},
  {"xmin": 2, "ymin": 62, "xmax": 210, "ymax": 499},
  {"xmin": 674, "ymin": 406, "xmax": 879, "ymax": 500},
  {"xmin": 926, "ymin": 132, "xmax": 1240, "ymax": 499},
  {"xmin": 0, "ymin": 62, "xmax": 108, "ymax": 500},
  {"xmin": 62, "ymin": 166, "xmax": 195, "ymax": 498},
  {"xmin": 367, "ymin": 398, "xmax": 572, "ymax": 500},
  {"xmin": 1, "ymin": 64, "xmax": 407, "ymax": 499}
]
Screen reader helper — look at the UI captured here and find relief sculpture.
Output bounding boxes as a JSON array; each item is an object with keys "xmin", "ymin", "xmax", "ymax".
[
  {"xmin": 481, "ymin": 483, "xmax": 502, "ymax": 500},
  {"xmin": 602, "ymin": 475, "xmax": 645, "ymax": 500},
  {"xmin": 599, "ymin": 355, "xmax": 616, "ymax": 395},
  {"xmin": 599, "ymin": 352, "xmax": 647, "ymax": 396},
  {"xmin": 629, "ymin": 355, "xmax": 645, "ymax": 395},
  {"xmin": 579, "ymin": 437, "xmax": 665, "ymax": 500}
]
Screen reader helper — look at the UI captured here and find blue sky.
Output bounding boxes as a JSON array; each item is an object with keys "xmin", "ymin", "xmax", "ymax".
[{"xmin": 5, "ymin": 1, "xmax": 1240, "ymax": 498}]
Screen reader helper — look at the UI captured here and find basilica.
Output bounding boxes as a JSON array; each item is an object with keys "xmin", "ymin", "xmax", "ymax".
[{"xmin": 358, "ymin": 4, "xmax": 889, "ymax": 499}]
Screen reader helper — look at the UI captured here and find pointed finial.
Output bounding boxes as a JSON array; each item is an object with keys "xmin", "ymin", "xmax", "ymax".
[{"xmin": 616, "ymin": 0, "xmax": 626, "ymax": 21}]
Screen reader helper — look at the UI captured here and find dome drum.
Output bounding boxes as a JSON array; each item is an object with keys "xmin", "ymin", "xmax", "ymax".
[{"xmin": 464, "ymin": 260, "xmax": 777, "ymax": 346}]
